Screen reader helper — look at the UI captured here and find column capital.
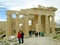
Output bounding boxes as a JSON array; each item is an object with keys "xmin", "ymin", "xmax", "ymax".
[
  {"xmin": 38, "ymin": 15, "xmax": 41, "ymax": 18},
  {"xmin": 38, "ymin": 14, "xmax": 42, "ymax": 16},
  {"xmin": 52, "ymin": 15, "xmax": 55, "ymax": 17},
  {"xmin": 45, "ymin": 15, "xmax": 48, "ymax": 20},
  {"xmin": 38, "ymin": 15, "xmax": 42, "ymax": 17},
  {"xmin": 6, "ymin": 13, "xmax": 11, "ymax": 15},
  {"xmin": 45, "ymin": 15, "xmax": 49, "ymax": 17}
]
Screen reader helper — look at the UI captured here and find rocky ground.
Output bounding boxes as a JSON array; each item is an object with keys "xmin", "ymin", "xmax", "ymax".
[{"xmin": 0, "ymin": 36, "xmax": 60, "ymax": 45}]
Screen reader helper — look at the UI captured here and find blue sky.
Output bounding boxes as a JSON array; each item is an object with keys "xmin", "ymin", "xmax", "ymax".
[{"xmin": 0, "ymin": 0, "xmax": 60, "ymax": 24}]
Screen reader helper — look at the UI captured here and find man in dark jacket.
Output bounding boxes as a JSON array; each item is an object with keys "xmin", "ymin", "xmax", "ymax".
[{"xmin": 21, "ymin": 31, "xmax": 24, "ymax": 43}]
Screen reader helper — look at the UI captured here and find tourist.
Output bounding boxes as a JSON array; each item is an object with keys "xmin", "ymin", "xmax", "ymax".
[
  {"xmin": 29, "ymin": 30, "xmax": 32, "ymax": 37},
  {"xmin": 39, "ymin": 32, "xmax": 41, "ymax": 36},
  {"xmin": 35, "ymin": 32, "xmax": 38, "ymax": 37},
  {"xmin": 29, "ymin": 31, "xmax": 31, "ymax": 37},
  {"xmin": 21, "ymin": 31, "xmax": 24, "ymax": 43},
  {"xmin": 17, "ymin": 32, "xmax": 21, "ymax": 45},
  {"xmin": 41, "ymin": 32, "xmax": 44, "ymax": 36}
]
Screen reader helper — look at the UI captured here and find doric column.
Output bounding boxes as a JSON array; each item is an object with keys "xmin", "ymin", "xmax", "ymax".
[
  {"xmin": 6, "ymin": 14, "xmax": 12, "ymax": 37},
  {"xmin": 32, "ymin": 20, "xmax": 36, "ymax": 31},
  {"xmin": 24, "ymin": 15, "xmax": 29, "ymax": 37},
  {"xmin": 52, "ymin": 16, "xmax": 55, "ymax": 35},
  {"xmin": 16, "ymin": 14, "xmax": 19, "ymax": 36},
  {"xmin": 48, "ymin": 16, "xmax": 50, "ymax": 34},
  {"xmin": 36, "ymin": 24, "xmax": 39, "ymax": 32},
  {"xmin": 38, "ymin": 15, "xmax": 42, "ymax": 32},
  {"xmin": 45, "ymin": 16, "xmax": 49, "ymax": 36}
]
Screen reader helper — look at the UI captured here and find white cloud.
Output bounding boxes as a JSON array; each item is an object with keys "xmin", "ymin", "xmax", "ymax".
[
  {"xmin": 0, "ymin": 0, "xmax": 60, "ymax": 10},
  {"xmin": 0, "ymin": 0, "xmax": 60, "ymax": 22},
  {"xmin": 0, "ymin": 19, "xmax": 6, "ymax": 21},
  {"xmin": 8, "ymin": 6, "xmax": 21, "ymax": 11}
]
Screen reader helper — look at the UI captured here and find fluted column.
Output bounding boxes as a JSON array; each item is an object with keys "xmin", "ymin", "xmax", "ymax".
[
  {"xmin": 45, "ymin": 16, "xmax": 49, "ymax": 35},
  {"xmin": 24, "ymin": 15, "xmax": 29, "ymax": 37},
  {"xmin": 48, "ymin": 16, "xmax": 50, "ymax": 34},
  {"xmin": 6, "ymin": 14, "xmax": 12, "ymax": 37},
  {"xmin": 52, "ymin": 16, "xmax": 55, "ymax": 35},
  {"xmin": 36, "ymin": 24, "xmax": 39, "ymax": 32},
  {"xmin": 38, "ymin": 15, "xmax": 42, "ymax": 32},
  {"xmin": 16, "ymin": 14, "xmax": 19, "ymax": 36},
  {"xmin": 32, "ymin": 20, "xmax": 36, "ymax": 31}
]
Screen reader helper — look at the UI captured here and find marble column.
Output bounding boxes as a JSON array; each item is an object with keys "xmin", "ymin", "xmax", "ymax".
[
  {"xmin": 16, "ymin": 14, "xmax": 19, "ymax": 36},
  {"xmin": 48, "ymin": 16, "xmax": 50, "ymax": 34},
  {"xmin": 32, "ymin": 20, "xmax": 36, "ymax": 31},
  {"xmin": 24, "ymin": 15, "xmax": 29, "ymax": 37},
  {"xmin": 52, "ymin": 16, "xmax": 55, "ymax": 35},
  {"xmin": 36, "ymin": 24, "xmax": 39, "ymax": 32},
  {"xmin": 45, "ymin": 16, "xmax": 49, "ymax": 35},
  {"xmin": 38, "ymin": 15, "xmax": 42, "ymax": 32},
  {"xmin": 6, "ymin": 14, "xmax": 12, "ymax": 37}
]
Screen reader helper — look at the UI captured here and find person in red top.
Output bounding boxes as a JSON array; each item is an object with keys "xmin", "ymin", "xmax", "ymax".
[{"xmin": 17, "ymin": 32, "xmax": 21, "ymax": 45}]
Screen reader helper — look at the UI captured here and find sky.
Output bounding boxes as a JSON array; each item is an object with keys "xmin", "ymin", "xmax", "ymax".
[{"xmin": 0, "ymin": 0, "xmax": 60, "ymax": 24}]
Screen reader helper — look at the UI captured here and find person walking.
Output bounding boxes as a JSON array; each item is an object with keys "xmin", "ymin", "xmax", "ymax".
[{"xmin": 17, "ymin": 32, "xmax": 21, "ymax": 45}]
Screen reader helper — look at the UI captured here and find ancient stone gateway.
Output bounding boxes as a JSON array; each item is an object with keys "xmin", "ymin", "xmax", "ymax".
[{"xmin": 6, "ymin": 5, "xmax": 57, "ymax": 37}]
